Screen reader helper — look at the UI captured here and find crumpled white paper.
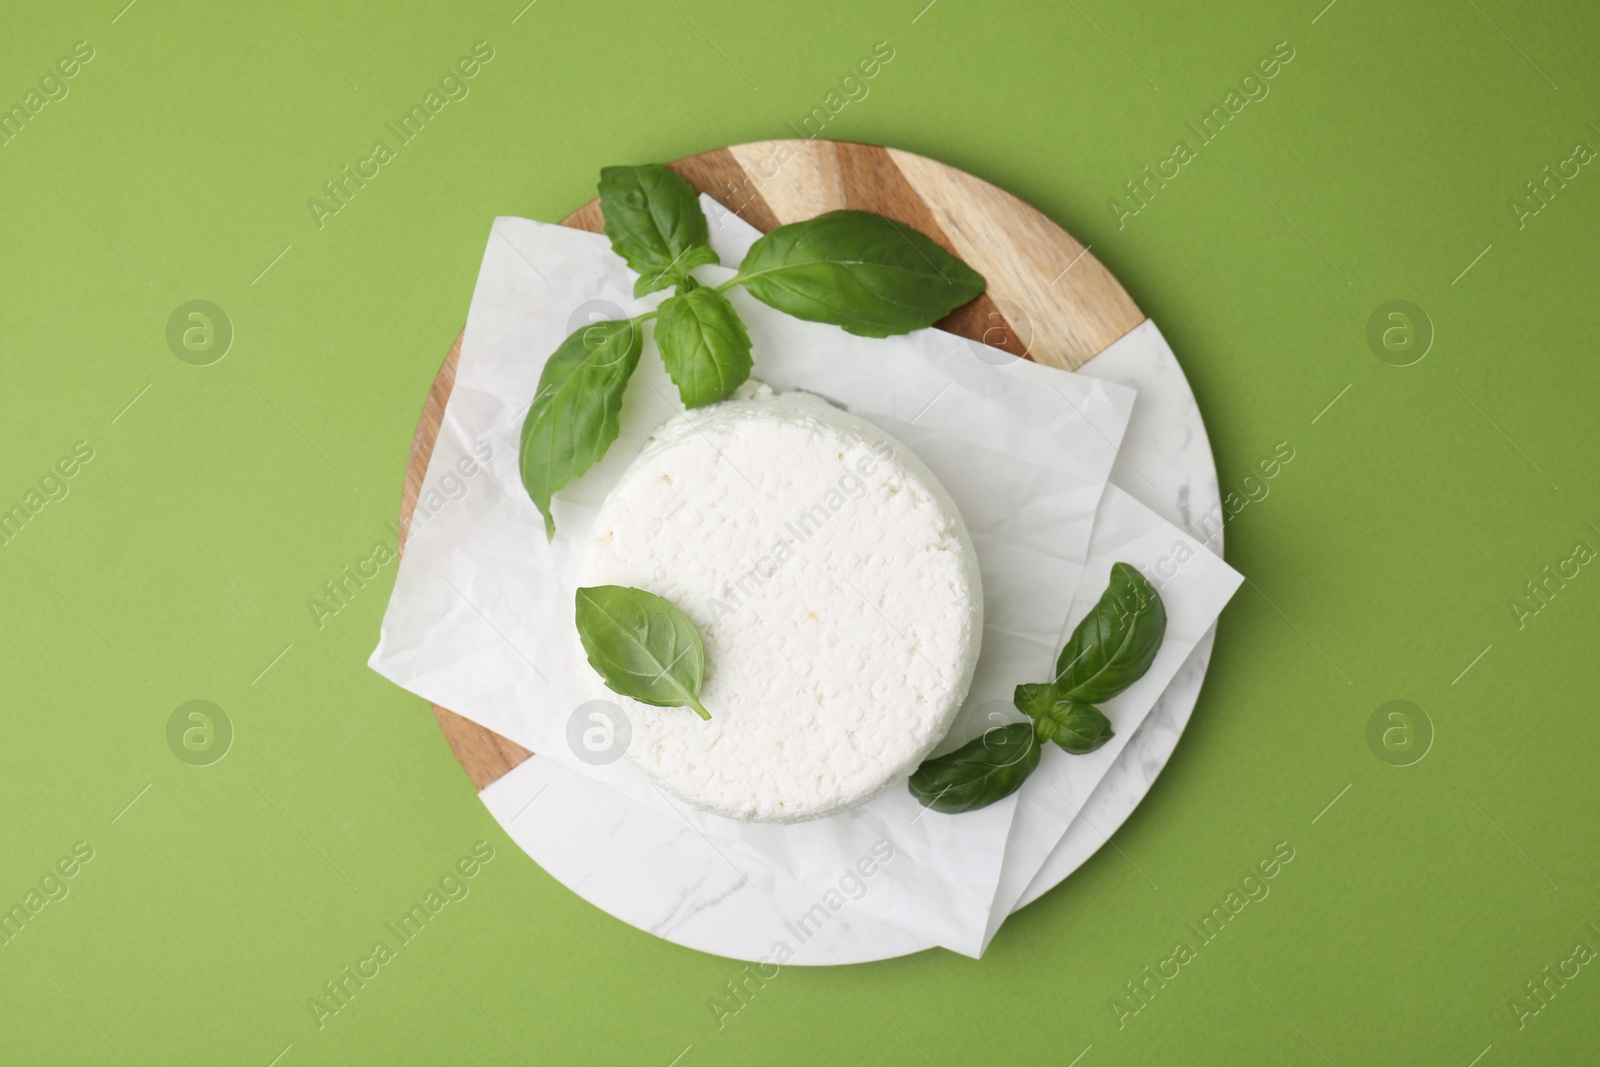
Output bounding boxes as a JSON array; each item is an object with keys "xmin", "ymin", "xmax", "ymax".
[
  {"xmin": 369, "ymin": 202, "xmax": 1137, "ymax": 955},
  {"xmin": 981, "ymin": 483, "xmax": 1243, "ymax": 951}
]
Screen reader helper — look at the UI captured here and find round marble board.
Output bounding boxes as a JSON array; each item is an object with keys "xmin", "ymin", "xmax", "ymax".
[{"xmin": 397, "ymin": 140, "xmax": 1222, "ymax": 962}]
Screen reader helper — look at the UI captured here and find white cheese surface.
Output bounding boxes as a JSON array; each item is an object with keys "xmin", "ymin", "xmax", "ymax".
[{"xmin": 577, "ymin": 384, "xmax": 982, "ymax": 822}]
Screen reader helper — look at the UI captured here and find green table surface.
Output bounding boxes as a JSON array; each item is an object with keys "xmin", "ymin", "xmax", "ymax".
[{"xmin": 5, "ymin": 0, "xmax": 1598, "ymax": 1063}]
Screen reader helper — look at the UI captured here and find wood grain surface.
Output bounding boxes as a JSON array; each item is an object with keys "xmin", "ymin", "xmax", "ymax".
[{"xmin": 396, "ymin": 140, "xmax": 1145, "ymax": 792}]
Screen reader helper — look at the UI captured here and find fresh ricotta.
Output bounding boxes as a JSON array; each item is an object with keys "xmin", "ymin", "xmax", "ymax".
[{"xmin": 577, "ymin": 384, "xmax": 982, "ymax": 822}]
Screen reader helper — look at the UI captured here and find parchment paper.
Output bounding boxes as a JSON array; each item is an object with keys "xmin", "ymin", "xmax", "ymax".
[{"xmin": 980, "ymin": 483, "xmax": 1243, "ymax": 951}]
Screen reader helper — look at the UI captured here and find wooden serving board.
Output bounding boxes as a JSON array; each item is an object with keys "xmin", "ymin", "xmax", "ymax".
[{"xmin": 399, "ymin": 139, "xmax": 1146, "ymax": 791}]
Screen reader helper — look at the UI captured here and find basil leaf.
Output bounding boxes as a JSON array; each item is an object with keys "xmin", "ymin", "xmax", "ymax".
[
  {"xmin": 655, "ymin": 287, "xmax": 754, "ymax": 408},
  {"xmin": 598, "ymin": 165, "xmax": 721, "ymax": 297},
  {"xmin": 1039, "ymin": 699, "xmax": 1113, "ymax": 754},
  {"xmin": 1013, "ymin": 682, "xmax": 1057, "ymax": 721},
  {"xmin": 734, "ymin": 210, "xmax": 986, "ymax": 338},
  {"xmin": 519, "ymin": 320, "xmax": 643, "ymax": 540},
  {"xmin": 574, "ymin": 585, "xmax": 711, "ymax": 720},
  {"xmin": 1014, "ymin": 683, "xmax": 1114, "ymax": 753},
  {"xmin": 909, "ymin": 723, "xmax": 1040, "ymax": 814},
  {"xmin": 1053, "ymin": 563, "xmax": 1167, "ymax": 703}
]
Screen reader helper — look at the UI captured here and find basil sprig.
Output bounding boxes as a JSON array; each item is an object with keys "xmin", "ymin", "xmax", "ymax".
[
  {"xmin": 518, "ymin": 164, "xmax": 987, "ymax": 538},
  {"xmin": 574, "ymin": 585, "xmax": 711, "ymax": 720},
  {"xmin": 910, "ymin": 564, "xmax": 1167, "ymax": 813}
]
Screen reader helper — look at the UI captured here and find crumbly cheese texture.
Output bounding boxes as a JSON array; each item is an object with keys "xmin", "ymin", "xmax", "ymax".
[{"xmin": 577, "ymin": 385, "xmax": 982, "ymax": 822}]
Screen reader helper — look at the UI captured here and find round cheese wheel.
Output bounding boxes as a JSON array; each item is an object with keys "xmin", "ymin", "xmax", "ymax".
[{"xmin": 577, "ymin": 384, "xmax": 982, "ymax": 822}]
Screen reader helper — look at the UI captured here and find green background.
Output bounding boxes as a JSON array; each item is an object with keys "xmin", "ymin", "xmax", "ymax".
[{"xmin": 4, "ymin": 0, "xmax": 1597, "ymax": 1062}]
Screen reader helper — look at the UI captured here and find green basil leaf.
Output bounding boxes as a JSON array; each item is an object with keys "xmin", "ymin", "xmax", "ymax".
[
  {"xmin": 908, "ymin": 723, "xmax": 1040, "ymax": 814},
  {"xmin": 1038, "ymin": 700, "xmax": 1113, "ymax": 755},
  {"xmin": 1013, "ymin": 682, "xmax": 1057, "ymax": 722},
  {"xmin": 655, "ymin": 287, "xmax": 754, "ymax": 408},
  {"xmin": 1053, "ymin": 562, "xmax": 1167, "ymax": 703},
  {"xmin": 597, "ymin": 165, "xmax": 721, "ymax": 297},
  {"xmin": 1014, "ymin": 683, "xmax": 1112, "ymax": 752},
  {"xmin": 734, "ymin": 210, "xmax": 986, "ymax": 337},
  {"xmin": 519, "ymin": 320, "xmax": 643, "ymax": 540},
  {"xmin": 574, "ymin": 585, "xmax": 711, "ymax": 720}
]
